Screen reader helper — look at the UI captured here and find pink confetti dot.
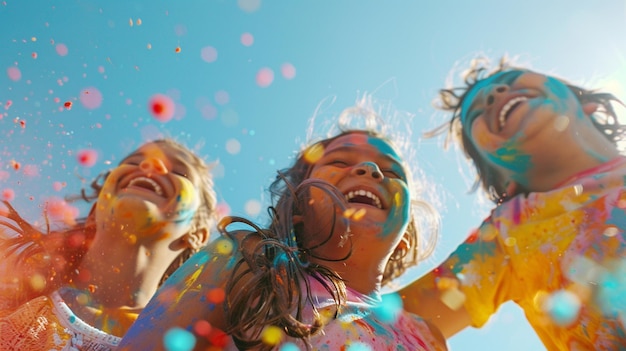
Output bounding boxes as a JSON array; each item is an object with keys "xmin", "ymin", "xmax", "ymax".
[
  {"xmin": 148, "ymin": 94, "xmax": 175, "ymax": 122},
  {"xmin": 79, "ymin": 87, "xmax": 103, "ymax": 110},
  {"xmin": 281, "ymin": 63, "xmax": 296, "ymax": 80},
  {"xmin": 7, "ymin": 67, "xmax": 21, "ymax": 81},
  {"xmin": 31, "ymin": 52, "xmax": 38, "ymax": 59},
  {"xmin": 77, "ymin": 149, "xmax": 98, "ymax": 167},
  {"xmin": 215, "ymin": 90, "xmax": 229, "ymax": 105},
  {"xmin": 55, "ymin": 43, "xmax": 68, "ymax": 56},
  {"xmin": 256, "ymin": 67, "xmax": 274, "ymax": 88},
  {"xmin": 200, "ymin": 46, "xmax": 218, "ymax": 63},
  {"xmin": 240, "ymin": 32, "xmax": 254, "ymax": 46},
  {"xmin": 2, "ymin": 189, "xmax": 15, "ymax": 201},
  {"xmin": 46, "ymin": 197, "xmax": 79, "ymax": 225},
  {"xmin": 53, "ymin": 181, "xmax": 65, "ymax": 191}
]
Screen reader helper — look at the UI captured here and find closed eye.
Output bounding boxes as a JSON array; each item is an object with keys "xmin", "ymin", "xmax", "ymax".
[
  {"xmin": 382, "ymin": 169, "xmax": 403, "ymax": 179},
  {"xmin": 328, "ymin": 160, "xmax": 349, "ymax": 167}
]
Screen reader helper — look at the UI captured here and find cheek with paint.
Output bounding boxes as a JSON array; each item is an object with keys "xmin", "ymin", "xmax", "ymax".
[
  {"xmin": 170, "ymin": 179, "xmax": 201, "ymax": 223},
  {"xmin": 381, "ymin": 180, "xmax": 410, "ymax": 240}
]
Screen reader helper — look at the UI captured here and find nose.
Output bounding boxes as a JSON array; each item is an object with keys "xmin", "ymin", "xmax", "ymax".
[
  {"xmin": 139, "ymin": 157, "xmax": 169, "ymax": 174},
  {"xmin": 351, "ymin": 162, "xmax": 383, "ymax": 181},
  {"xmin": 485, "ymin": 85, "xmax": 509, "ymax": 106}
]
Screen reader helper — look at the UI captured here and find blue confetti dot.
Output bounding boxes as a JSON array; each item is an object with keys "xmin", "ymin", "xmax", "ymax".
[
  {"xmin": 373, "ymin": 292, "xmax": 403, "ymax": 323},
  {"xmin": 163, "ymin": 327, "xmax": 196, "ymax": 351},
  {"xmin": 69, "ymin": 315, "xmax": 76, "ymax": 323},
  {"xmin": 347, "ymin": 342, "xmax": 373, "ymax": 351},
  {"xmin": 279, "ymin": 342, "xmax": 300, "ymax": 351}
]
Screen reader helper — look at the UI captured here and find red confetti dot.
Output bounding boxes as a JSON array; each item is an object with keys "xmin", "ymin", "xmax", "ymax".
[
  {"xmin": 19, "ymin": 120, "xmax": 26, "ymax": 128},
  {"xmin": 148, "ymin": 94, "xmax": 175, "ymax": 122},
  {"xmin": 64, "ymin": 101, "xmax": 72, "ymax": 109},
  {"xmin": 206, "ymin": 288, "xmax": 226, "ymax": 304},
  {"xmin": 31, "ymin": 52, "xmax": 38, "ymax": 59},
  {"xmin": 193, "ymin": 320, "xmax": 212, "ymax": 337},
  {"xmin": 2, "ymin": 189, "xmax": 15, "ymax": 201},
  {"xmin": 77, "ymin": 149, "xmax": 98, "ymax": 167},
  {"xmin": 10, "ymin": 160, "xmax": 20, "ymax": 170}
]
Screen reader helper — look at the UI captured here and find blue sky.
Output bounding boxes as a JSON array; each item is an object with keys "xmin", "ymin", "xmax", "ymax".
[{"xmin": 1, "ymin": 1, "xmax": 625, "ymax": 349}]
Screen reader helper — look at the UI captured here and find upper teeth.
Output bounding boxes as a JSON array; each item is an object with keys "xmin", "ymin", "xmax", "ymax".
[
  {"xmin": 344, "ymin": 189, "xmax": 382, "ymax": 209},
  {"xmin": 499, "ymin": 96, "xmax": 528, "ymax": 129},
  {"xmin": 128, "ymin": 176, "xmax": 163, "ymax": 195}
]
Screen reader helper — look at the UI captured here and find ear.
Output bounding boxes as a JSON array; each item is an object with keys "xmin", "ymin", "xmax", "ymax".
[
  {"xmin": 582, "ymin": 102, "xmax": 599, "ymax": 116},
  {"xmin": 182, "ymin": 227, "xmax": 209, "ymax": 250}
]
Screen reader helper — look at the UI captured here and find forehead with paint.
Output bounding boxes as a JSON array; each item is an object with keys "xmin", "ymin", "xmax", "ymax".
[
  {"xmin": 460, "ymin": 70, "xmax": 526, "ymax": 131},
  {"xmin": 315, "ymin": 131, "xmax": 408, "ymax": 177}
]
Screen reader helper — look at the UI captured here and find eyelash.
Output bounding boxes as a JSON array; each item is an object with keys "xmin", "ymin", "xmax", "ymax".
[
  {"xmin": 122, "ymin": 160, "xmax": 189, "ymax": 179},
  {"xmin": 328, "ymin": 160, "xmax": 403, "ymax": 179}
]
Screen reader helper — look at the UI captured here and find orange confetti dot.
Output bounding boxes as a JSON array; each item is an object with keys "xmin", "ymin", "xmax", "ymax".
[
  {"xmin": 10, "ymin": 160, "xmax": 20, "ymax": 170},
  {"xmin": 175, "ymin": 46, "xmax": 181, "ymax": 53},
  {"xmin": 193, "ymin": 320, "xmax": 212, "ymax": 337},
  {"xmin": 206, "ymin": 288, "xmax": 226, "ymax": 304}
]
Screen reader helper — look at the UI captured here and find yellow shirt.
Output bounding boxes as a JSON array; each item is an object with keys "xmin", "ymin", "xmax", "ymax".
[
  {"xmin": 440, "ymin": 157, "xmax": 626, "ymax": 350},
  {"xmin": 0, "ymin": 291, "xmax": 129, "ymax": 351}
]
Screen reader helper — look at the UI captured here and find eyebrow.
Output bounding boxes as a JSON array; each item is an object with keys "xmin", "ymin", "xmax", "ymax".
[{"xmin": 324, "ymin": 145, "xmax": 405, "ymax": 169}]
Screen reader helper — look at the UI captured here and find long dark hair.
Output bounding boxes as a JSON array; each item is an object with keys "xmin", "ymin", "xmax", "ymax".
[{"xmin": 222, "ymin": 130, "xmax": 423, "ymax": 350}]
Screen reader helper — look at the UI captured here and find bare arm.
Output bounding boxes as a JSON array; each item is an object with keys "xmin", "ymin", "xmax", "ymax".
[
  {"xmin": 118, "ymin": 237, "xmax": 243, "ymax": 350},
  {"xmin": 398, "ymin": 268, "xmax": 472, "ymax": 338}
]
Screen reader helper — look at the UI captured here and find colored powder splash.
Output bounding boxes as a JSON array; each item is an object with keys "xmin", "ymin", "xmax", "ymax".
[
  {"xmin": 77, "ymin": 149, "xmax": 98, "ymax": 167},
  {"xmin": 256, "ymin": 67, "xmax": 274, "ymax": 88},
  {"xmin": 149, "ymin": 94, "xmax": 176, "ymax": 122},
  {"xmin": 163, "ymin": 327, "xmax": 196, "ymax": 351},
  {"xmin": 372, "ymin": 292, "xmax": 403, "ymax": 323},
  {"xmin": 45, "ymin": 197, "xmax": 79, "ymax": 226}
]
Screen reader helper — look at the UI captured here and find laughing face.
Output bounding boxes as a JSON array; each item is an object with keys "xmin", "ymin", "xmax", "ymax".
[
  {"xmin": 95, "ymin": 142, "xmax": 202, "ymax": 244},
  {"xmin": 303, "ymin": 132, "xmax": 411, "ymax": 254},
  {"xmin": 460, "ymin": 70, "xmax": 588, "ymax": 184}
]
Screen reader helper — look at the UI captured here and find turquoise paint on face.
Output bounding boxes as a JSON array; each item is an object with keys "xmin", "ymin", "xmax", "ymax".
[
  {"xmin": 486, "ymin": 137, "xmax": 533, "ymax": 174},
  {"xmin": 460, "ymin": 70, "xmax": 525, "ymax": 130}
]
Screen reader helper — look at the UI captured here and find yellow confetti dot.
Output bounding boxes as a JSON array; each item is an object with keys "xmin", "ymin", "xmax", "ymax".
[
  {"xmin": 303, "ymin": 143, "xmax": 324, "ymax": 164},
  {"xmin": 504, "ymin": 237, "xmax": 517, "ymax": 247},
  {"xmin": 31, "ymin": 37, "xmax": 37, "ymax": 42},
  {"xmin": 436, "ymin": 277, "xmax": 459, "ymax": 290},
  {"xmin": 29, "ymin": 274, "xmax": 46, "ymax": 291},
  {"xmin": 76, "ymin": 293, "xmax": 90, "ymax": 305},
  {"xmin": 261, "ymin": 325, "xmax": 283, "ymax": 346},
  {"xmin": 352, "ymin": 208, "xmax": 366, "ymax": 221},
  {"xmin": 343, "ymin": 208, "xmax": 356, "ymax": 218},
  {"xmin": 440, "ymin": 287, "xmax": 465, "ymax": 311},
  {"xmin": 603, "ymin": 226, "xmax": 619, "ymax": 237},
  {"xmin": 126, "ymin": 234, "xmax": 137, "ymax": 245},
  {"xmin": 215, "ymin": 239, "xmax": 233, "ymax": 255}
]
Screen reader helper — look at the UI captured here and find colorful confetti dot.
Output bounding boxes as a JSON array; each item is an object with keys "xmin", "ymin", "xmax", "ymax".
[
  {"xmin": 543, "ymin": 290, "xmax": 581, "ymax": 326},
  {"xmin": 2, "ymin": 188, "xmax": 15, "ymax": 201},
  {"xmin": 261, "ymin": 325, "xmax": 283, "ymax": 346},
  {"xmin": 77, "ymin": 149, "xmax": 98, "ymax": 167},
  {"xmin": 206, "ymin": 288, "xmax": 226, "ymax": 304},
  {"xmin": 281, "ymin": 63, "xmax": 296, "ymax": 80},
  {"xmin": 279, "ymin": 343, "xmax": 300, "ymax": 351},
  {"xmin": 225, "ymin": 139, "xmax": 241, "ymax": 155},
  {"xmin": 244, "ymin": 199, "xmax": 262, "ymax": 217},
  {"xmin": 79, "ymin": 87, "xmax": 103, "ymax": 110},
  {"xmin": 240, "ymin": 32, "xmax": 254, "ymax": 46},
  {"xmin": 193, "ymin": 320, "xmax": 212, "ymax": 337},
  {"xmin": 372, "ymin": 292, "xmax": 403, "ymax": 323},
  {"xmin": 200, "ymin": 46, "xmax": 217, "ymax": 63},
  {"xmin": 55, "ymin": 43, "xmax": 69, "ymax": 56},
  {"xmin": 256, "ymin": 67, "xmax": 274, "ymax": 88},
  {"xmin": 163, "ymin": 327, "xmax": 196, "ymax": 351},
  {"xmin": 7, "ymin": 66, "xmax": 21, "ymax": 81},
  {"xmin": 64, "ymin": 101, "xmax": 73, "ymax": 109},
  {"xmin": 149, "ymin": 93, "xmax": 176, "ymax": 122}
]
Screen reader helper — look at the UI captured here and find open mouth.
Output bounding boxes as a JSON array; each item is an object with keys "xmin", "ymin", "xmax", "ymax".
[
  {"xmin": 126, "ymin": 176, "xmax": 163, "ymax": 196},
  {"xmin": 344, "ymin": 189, "xmax": 382, "ymax": 209},
  {"xmin": 498, "ymin": 96, "xmax": 528, "ymax": 130}
]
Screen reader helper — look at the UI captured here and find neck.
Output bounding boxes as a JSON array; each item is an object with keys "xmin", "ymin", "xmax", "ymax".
[
  {"xmin": 320, "ymin": 255, "xmax": 386, "ymax": 297},
  {"xmin": 523, "ymin": 126, "xmax": 620, "ymax": 192},
  {"xmin": 72, "ymin": 232, "xmax": 179, "ymax": 310}
]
